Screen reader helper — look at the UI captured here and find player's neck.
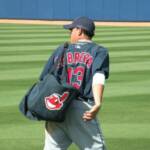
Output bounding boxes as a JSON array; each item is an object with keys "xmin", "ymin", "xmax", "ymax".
[
  {"xmin": 78, "ymin": 39, "xmax": 92, "ymax": 43},
  {"xmin": 77, "ymin": 35, "xmax": 92, "ymax": 42}
]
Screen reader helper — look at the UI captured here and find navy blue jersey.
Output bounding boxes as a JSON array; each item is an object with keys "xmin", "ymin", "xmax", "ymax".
[{"xmin": 40, "ymin": 41, "xmax": 109, "ymax": 100}]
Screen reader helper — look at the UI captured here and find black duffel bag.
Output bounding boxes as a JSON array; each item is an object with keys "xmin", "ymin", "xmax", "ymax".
[
  {"xmin": 19, "ymin": 43, "xmax": 79, "ymax": 122},
  {"xmin": 19, "ymin": 73, "xmax": 78, "ymax": 122}
]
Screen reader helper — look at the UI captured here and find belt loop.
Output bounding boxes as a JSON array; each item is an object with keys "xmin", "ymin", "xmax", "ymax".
[{"xmin": 77, "ymin": 96, "xmax": 88, "ymax": 102}]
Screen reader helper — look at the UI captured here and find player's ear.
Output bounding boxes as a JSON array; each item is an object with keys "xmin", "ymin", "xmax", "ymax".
[{"xmin": 77, "ymin": 28, "xmax": 82, "ymax": 36}]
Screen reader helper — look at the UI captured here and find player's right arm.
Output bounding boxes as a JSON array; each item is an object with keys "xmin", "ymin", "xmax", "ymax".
[
  {"xmin": 83, "ymin": 73, "xmax": 105, "ymax": 121},
  {"xmin": 83, "ymin": 47, "xmax": 109, "ymax": 121}
]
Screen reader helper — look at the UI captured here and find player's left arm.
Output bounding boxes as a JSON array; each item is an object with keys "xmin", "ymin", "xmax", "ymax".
[{"xmin": 39, "ymin": 44, "xmax": 67, "ymax": 80}]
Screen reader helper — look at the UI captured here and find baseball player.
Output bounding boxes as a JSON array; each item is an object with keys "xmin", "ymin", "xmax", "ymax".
[{"xmin": 42, "ymin": 17, "xmax": 109, "ymax": 150}]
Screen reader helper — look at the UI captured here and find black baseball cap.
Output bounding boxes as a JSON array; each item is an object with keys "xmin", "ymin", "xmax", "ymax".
[{"xmin": 63, "ymin": 16, "xmax": 95, "ymax": 36}]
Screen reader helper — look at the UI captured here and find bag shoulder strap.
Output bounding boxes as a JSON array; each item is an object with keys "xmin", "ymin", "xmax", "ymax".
[{"xmin": 48, "ymin": 42, "xmax": 69, "ymax": 81}]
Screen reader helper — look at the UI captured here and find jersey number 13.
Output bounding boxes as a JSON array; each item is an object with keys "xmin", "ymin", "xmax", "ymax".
[{"xmin": 67, "ymin": 66, "xmax": 85, "ymax": 89}]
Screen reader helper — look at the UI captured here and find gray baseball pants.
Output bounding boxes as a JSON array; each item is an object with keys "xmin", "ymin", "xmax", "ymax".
[{"xmin": 44, "ymin": 99, "xmax": 107, "ymax": 150}]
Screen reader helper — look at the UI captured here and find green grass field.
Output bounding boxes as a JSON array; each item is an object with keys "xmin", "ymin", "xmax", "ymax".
[{"xmin": 0, "ymin": 23, "xmax": 150, "ymax": 150}]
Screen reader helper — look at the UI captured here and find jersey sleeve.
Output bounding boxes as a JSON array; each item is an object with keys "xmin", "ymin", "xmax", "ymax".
[
  {"xmin": 92, "ymin": 48, "xmax": 109, "ymax": 79},
  {"xmin": 39, "ymin": 51, "xmax": 56, "ymax": 80},
  {"xmin": 39, "ymin": 45, "xmax": 64, "ymax": 80}
]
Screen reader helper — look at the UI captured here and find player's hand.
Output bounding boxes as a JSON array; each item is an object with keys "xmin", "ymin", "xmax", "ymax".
[{"xmin": 82, "ymin": 104, "xmax": 101, "ymax": 121}]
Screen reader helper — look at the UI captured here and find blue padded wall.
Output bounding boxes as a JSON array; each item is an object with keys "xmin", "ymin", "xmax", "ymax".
[{"xmin": 0, "ymin": 0, "xmax": 150, "ymax": 21}]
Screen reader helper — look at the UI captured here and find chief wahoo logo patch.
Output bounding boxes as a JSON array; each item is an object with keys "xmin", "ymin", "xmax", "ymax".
[{"xmin": 45, "ymin": 92, "xmax": 69, "ymax": 110}]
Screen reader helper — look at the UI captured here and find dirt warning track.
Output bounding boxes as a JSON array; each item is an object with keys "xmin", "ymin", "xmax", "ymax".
[{"xmin": 0, "ymin": 19, "xmax": 150, "ymax": 27}]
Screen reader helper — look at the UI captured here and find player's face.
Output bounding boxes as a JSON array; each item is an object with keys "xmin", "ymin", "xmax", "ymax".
[{"xmin": 70, "ymin": 28, "xmax": 81, "ymax": 43}]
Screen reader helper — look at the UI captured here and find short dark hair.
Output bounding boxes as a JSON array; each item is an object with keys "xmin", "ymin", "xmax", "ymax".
[{"xmin": 81, "ymin": 28, "xmax": 94, "ymax": 39}]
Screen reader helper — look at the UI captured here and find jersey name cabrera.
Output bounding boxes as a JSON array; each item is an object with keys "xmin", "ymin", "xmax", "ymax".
[
  {"xmin": 66, "ymin": 45, "xmax": 94, "ymax": 89},
  {"xmin": 67, "ymin": 52, "xmax": 93, "ymax": 68}
]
